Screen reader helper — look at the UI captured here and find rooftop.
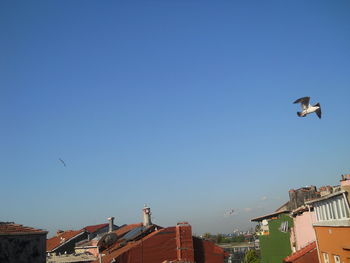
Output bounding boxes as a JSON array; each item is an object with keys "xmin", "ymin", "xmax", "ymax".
[
  {"xmin": 251, "ymin": 210, "xmax": 289, "ymax": 222},
  {"xmin": 47, "ymin": 230, "xmax": 85, "ymax": 252},
  {"xmin": 305, "ymin": 190, "xmax": 346, "ymax": 204},
  {"xmin": 0, "ymin": 222, "xmax": 47, "ymax": 236},
  {"xmin": 83, "ymin": 223, "xmax": 109, "ymax": 233},
  {"xmin": 283, "ymin": 241, "xmax": 316, "ymax": 262}
]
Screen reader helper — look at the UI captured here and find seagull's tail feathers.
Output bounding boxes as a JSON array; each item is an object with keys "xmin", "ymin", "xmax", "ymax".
[{"xmin": 315, "ymin": 103, "xmax": 321, "ymax": 119}]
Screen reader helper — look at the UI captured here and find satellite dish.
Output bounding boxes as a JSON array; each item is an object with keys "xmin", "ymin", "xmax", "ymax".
[{"xmin": 97, "ymin": 233, "xmax": 118, "ymax": 250}]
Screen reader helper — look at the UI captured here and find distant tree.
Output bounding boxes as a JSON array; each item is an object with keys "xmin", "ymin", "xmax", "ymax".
[
  {"xmin": 244, "ymin": 249, "xmax": 260, "ymax": 263},
  {"xmin": 216, "ymin": 233, "xmax": 223, "ymax": 243},
  {"xmin": 202, "ymin": 232, "xmax": 211, "ymax": 239},
  {"xmin": 231, "ymin": 235, "xmax": 245, "ymax": 243}
]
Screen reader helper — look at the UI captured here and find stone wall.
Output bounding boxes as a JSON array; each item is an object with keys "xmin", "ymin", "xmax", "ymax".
[{"xmin": 0, "ymin": 233, "xmax": 47, "ymax": 263}]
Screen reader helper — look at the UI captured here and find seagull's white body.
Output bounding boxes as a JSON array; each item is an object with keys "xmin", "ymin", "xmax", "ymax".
[{"xmin": 293, "ymin": 96, "xmax": 321, "ymax": 119}]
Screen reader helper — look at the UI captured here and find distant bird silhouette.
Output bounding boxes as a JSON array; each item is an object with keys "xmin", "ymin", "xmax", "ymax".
[
  {"xmin": 224, "ymin": 208, "xmax": 235, "ymax": 217},
  {"xmin": 293, "ymin": 96, "xmax": 321, "ymax": 119},
  {"xmin": 59, "ymin": 158, "xmax": 66, "ymax": 167}
]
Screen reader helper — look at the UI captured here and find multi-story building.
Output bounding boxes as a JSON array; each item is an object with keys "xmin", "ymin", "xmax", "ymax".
[
  {"xmin": 289, "ymin": 205, "xmax": 317, "ymax": 252},
  {"xmin": 251, "ymin": 210, "xmax": 293, "ymax": 263},
  {"xmin": 251, "ymin": 186, "xmax": 324, "ymax": 263},
  {"xmin": 306, "ymin": 175, "xmax": 350, "ymax": 263},
  {"xmin": 283, "ymin": 205, "xmax": 319, "ymax": 263}
]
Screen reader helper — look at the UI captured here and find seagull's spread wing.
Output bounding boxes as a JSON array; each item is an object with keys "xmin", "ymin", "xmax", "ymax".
[
  {"xmin": 293, "ymin": 96, "xmax": 310, "ymax": 110},
  {"xmin": 59, "ymin": 158, "xmax": 66, "ymax": 167}
]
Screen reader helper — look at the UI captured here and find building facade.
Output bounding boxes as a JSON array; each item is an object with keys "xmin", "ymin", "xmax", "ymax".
[
  {"xmin": 252, "ymin": 212, "xmax": 293, "ymax": 263},
  {"xmin": 0, "ymin": 222, "xmax": 47, "ymax": 263},
  {"xmin": 306, "ymin": 175, "xmax": 350, "ymax": 263},
  {"xmin": 290, "ymin": 206, "xmax": 317, "ymax": 252}
]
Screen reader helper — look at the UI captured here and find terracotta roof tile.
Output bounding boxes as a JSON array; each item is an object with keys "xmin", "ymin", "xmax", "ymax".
[
  {"xmin": 84, "ymin": 223, "xmax": 109, "ymax": 233},
  {"xmin": 0, "ymin": 222, "xmax": 47, "ymax": 235},
  {"xmin": 47, "ymin": 229, "xmax": 85, "ymax": 252},
  {"xmin": 284, "ymin": 241, "xmax": 316, "ymax": 262},
  {"xmin": 93, "ymin": 227, "xmax": 168, "ymax": 263}
]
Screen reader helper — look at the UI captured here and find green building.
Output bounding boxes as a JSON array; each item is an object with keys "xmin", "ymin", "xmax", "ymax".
[{"xmin": 252, "ymin": 211, "xmax": 293, "ymax": 263}]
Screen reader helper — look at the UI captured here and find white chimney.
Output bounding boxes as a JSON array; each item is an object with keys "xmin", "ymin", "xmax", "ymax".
[
  {"xmin": 143, "ymin": 204, "xmax": 152, "ymax": 227},
  {"xmin": 108, "ymin": 217, "xmax": 115, "ymax": 233}
]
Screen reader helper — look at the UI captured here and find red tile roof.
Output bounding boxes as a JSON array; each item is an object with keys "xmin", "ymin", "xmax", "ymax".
[
  {"xmin": 284, "ymin": 241, "xmax": 316, "ymax": 262},
  {"xmin": 47, "ymin": 229, "xmax": 85, "ymax": 252},
  {"xmin": 84, "ymin": 223, "xmax": 109, "ymax": 233},
  {"xmin": 93, "ymin": 227, "xmax": 175, "ymax": 263},
  {"xmin": 95, "ymin": 225, "xmax": 227, "ymax": 263},
  {"xmin": 0, "ymin": 222, "xmax": 47, "ymax": 235}
]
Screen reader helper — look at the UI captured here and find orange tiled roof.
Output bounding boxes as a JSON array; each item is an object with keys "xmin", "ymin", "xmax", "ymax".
[
  {"xmin": 47, "ymin": 229, "xmax": 85, "ymax": 252},
  {"xmin": 84, "ymin": 223, "xmax": 109, "ymax": 233},
  {"xmin": 0, "ymin": 222, "xmax": 47, "ymax": 235},
  {"xmin": 93, "ymin": 227, "xmax": 166, "ymax": 263},
  {"xmin": 284, "ymin": 241, "xmax": 316, "ymax": 262}
]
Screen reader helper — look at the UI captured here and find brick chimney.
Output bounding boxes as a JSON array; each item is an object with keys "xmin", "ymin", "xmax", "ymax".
[
  {"xmin": 176, "ymin": 222, "xmax": 194, "ymax": 262},
  {"xmin": 107, "ymin": 217, "xmax": 115, "ymax": 233},
  {"xmin": 143, "ymin": 205, "xmax": 152, "ymax": 227}
]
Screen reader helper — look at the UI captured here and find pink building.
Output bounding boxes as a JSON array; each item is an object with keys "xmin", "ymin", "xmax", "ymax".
[{"xmin": 290, "ymin": 206, "xmax": 317, "ymax": 252}]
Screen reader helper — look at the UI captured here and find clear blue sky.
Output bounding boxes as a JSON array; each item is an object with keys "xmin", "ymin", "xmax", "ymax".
[{"xmin": 1, "ymin": 1, "xmax": 350, "ymax": 236}]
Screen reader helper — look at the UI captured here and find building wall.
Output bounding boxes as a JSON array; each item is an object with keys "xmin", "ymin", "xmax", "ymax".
[
  {"xmin": 291, "ymin": 211, "xmax": 317, "ymax": 251},
  {"xmin": 0, "ymin": 233, "xmax": 47, "ymax": 263},
  {"xmin": 75, "ymin": 240, "xmax": 99, "ymax": 257},
  {"xmin": 314, "ymin": 226, "xmax": 350, "ymax": 263},
  {"xmin": 289, "ymin": 187, "xmax": 320, "ymax": 210},
  {"xmin": 193, "ymin": 238, "xmax": 226, "ymax": 263},
  {"xmin": 259, "ymin": 214, "xmax": 293, "ymax": 263}
]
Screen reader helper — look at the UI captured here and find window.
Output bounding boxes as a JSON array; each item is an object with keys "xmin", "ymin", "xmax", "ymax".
[
  {"xmin": 343, "ymin": 197, "xmax": 350, "ymax": 218},
  {"xmin": 338, "ymin": 198, "xmax": 344, "ymax": 218},
  {"xmin": 279, "ymin": 221, "xmax": 288, "ymax": 232},
  {"xmin": 315, "ymin": 205, "xmax": 320, "ymax": 221},
  {"xmin": 333, "ymin": 255, "xmax": 340, "ymax": 263},
  {"xmin": 332, "ymin": 199, "xmax": 339, "ymax": 219},
  {"xmin": 328, "ymin": 201, "xmax": 334, "ymax": 219},
  {"xmin": 322, "ymin": 252, "xmax": 329, "ymax": 263},
  {"xmin": 315, "ymin": 195, "xmax": 350, "ymax": 222}
]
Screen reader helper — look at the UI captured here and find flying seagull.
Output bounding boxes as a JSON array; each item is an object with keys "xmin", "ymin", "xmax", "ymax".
[
  {"xmin": 293, "ymin": 96, "xmax": 321, "ymax": 119},
  {"xmin": 224, "ymin": 208, "xmax": 235, "ymax": 217},
  {"xmin": 59, "ymin": 158, "xmax": 66, "ymax": 167}
]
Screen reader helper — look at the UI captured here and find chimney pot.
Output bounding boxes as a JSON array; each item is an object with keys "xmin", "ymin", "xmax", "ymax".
[
  {"xmin": 143, "ymin": 204, "xmax": 152, "ymax": 227},
  {"xmin": 107, "ymin": 217, "xmax": 115, "ymax": 233}
]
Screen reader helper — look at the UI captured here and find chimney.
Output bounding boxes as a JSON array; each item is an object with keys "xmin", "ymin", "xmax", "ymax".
[
  {"xmin": 340, "ymin": 174, "xmax": 350, "ymax": 186},
  {"xmin": 107, "ymin": 217, "xmax": 114, "ymax": 233},
  {"xmin": 176, "ymin": 222, "xmax": 194, "ymax": 262},
  {"xmin": 143, "ymin": 204, "xmax": 152, "ymax": 227}
]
